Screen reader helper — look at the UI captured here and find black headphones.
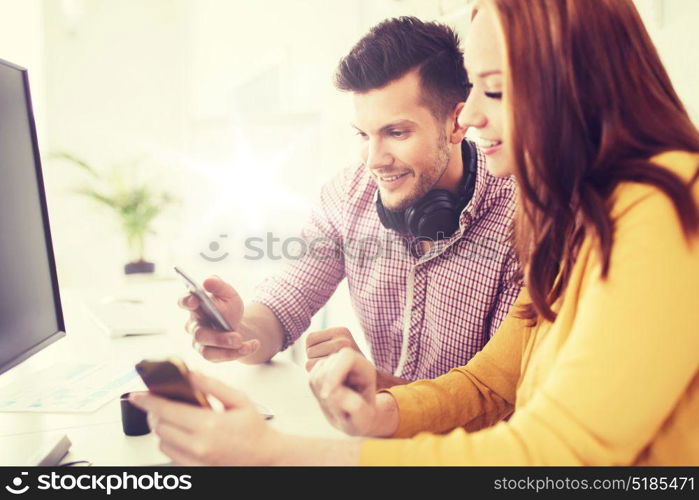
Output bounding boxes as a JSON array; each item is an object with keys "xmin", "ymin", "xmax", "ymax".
[{"xmin": 375, "ymin": 140, "xmax": 478, "ymax": 241}]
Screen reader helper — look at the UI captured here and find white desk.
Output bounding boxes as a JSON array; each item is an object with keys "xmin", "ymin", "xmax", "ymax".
[{"xmin": 0, "ymin": 278, "xmax": 349, "ymax": 466}]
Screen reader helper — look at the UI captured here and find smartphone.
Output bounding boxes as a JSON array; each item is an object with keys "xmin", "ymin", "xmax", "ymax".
[
  {"xmin": 135, "ymin": 358, "xmax": 274, "ymax": 419},
  {"xmin": 174, "ymin": 266, "xmax": 232, "ymax": 331},
  {"xmin": 135, "ymin": 358, "xmax": 210, "ymax": 407}
]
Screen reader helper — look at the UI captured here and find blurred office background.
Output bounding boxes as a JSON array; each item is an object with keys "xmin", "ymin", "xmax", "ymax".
[{"xmin": 0, "ymin": 0, "xmax": 697, "ymax": 353}]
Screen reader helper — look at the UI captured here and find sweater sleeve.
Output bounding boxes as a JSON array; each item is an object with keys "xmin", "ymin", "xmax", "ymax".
[
  {"xmin": 361, "ymin": 161, "xmax": 699, "ymax": 465},
  {"xmin": 380, "ymin": 288, "xmax": 530, "ymax": 439}
]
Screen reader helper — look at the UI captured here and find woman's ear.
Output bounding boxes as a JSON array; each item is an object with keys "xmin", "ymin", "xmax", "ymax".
[{"xmin": 449, "ymin": 102, "xmax": 468, "ymax": 144}]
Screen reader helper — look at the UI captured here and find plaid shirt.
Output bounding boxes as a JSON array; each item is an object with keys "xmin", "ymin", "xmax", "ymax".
[{"xmin": 253, "ymin": 145, "xmax": 521, "ymax": 380}]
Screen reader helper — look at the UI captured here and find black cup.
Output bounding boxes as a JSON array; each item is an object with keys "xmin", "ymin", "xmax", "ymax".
[{"xmin": 120, "ymin": 392, "xmax": 151, "ymax": 436}]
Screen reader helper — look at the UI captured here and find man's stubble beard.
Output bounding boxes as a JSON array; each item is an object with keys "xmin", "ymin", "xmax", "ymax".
[{"xmin": 383, "ymin": 131, "xmax": 451, "ymax": 212}]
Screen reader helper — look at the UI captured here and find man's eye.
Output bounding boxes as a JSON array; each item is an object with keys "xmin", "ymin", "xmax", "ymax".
[
  {"xmin": 355, "ymin": 131, "xmax": 368, "ymax": 139},
  {"xmin": 389, "ymin": 130, "xmax": 406, "ymax": 138}
]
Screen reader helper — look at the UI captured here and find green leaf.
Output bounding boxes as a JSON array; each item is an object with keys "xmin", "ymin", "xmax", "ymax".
[{"xmin": 49, "ymin": 152, "xmax": 100, "ymax": 179}]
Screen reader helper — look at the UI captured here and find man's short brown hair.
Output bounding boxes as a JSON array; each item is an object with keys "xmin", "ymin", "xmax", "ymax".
[{"xmin": 335, "ymin": 16, "xmax": 469, "ymax": 121}]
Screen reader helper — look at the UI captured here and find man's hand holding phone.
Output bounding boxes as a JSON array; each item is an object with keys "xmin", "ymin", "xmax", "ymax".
[{"xmin": 178, "ymin": 275, "xmax": 261, "ymax": 362}]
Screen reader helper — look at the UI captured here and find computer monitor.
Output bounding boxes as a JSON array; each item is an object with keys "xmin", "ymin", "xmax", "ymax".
[{"xmin": 0, "ymin": 58, "xmax": 66, "ymax": 376}]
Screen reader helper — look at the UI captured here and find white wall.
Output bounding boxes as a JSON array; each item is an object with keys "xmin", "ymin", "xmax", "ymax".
[
  {"xmin": 634, "ymin": 0, "xmax": 699, "ymax": 123},
  {"xmin": 38, "ymin": 1, "xmax": 373, "ymax": 293},
  {"xmin": 0, "ymin": 0, "xmax": 45, "ymax": 139},
  {"xmin": 40, "ymin": 0, "xmax": 190, "ymax": 290}
]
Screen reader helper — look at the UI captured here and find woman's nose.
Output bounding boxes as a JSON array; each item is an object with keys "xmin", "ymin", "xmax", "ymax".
[{"xmin": 458, "ymin": 96, "xmax": 487, "ymax": 130}]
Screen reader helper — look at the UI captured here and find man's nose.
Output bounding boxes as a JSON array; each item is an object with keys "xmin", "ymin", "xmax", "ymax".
[{"xmin": 364, "ymin": 138, "xmax": 393, "ymax": 170}]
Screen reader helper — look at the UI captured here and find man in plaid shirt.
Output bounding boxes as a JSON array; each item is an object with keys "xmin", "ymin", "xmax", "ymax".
[{"xmin": 180, "ymin": 17, "xmax": 520, "ymax": 386}]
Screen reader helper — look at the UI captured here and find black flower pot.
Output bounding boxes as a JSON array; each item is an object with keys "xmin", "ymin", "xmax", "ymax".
[{"xmin": 124, "ymin": 260, "xmax": 155, "ymax": 275}]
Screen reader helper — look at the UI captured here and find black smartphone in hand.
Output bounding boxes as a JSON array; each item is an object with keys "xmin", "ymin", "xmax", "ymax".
[
  {"xmin": 135, "ymin": 358, "xmax": 274, "ymax": 419},
  {"xmin": 136, "ymin": 358, "xmax": 210, "ymax": 407}
]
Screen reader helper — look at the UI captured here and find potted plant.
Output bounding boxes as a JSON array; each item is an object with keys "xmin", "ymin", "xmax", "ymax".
[{"xmin": 51, "ymin": 152, "xmax": 176, "ymax": 275}]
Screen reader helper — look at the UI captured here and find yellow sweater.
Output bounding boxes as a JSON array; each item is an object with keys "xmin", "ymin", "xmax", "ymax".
[{"xmin": 361, "ymin": 151, "xmax": 699, "ymax": 465}]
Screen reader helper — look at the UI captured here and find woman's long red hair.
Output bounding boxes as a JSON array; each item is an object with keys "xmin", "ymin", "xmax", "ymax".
[{"xmin": 492, "ymin": 0, "xmax": 699, "ymax": 323}]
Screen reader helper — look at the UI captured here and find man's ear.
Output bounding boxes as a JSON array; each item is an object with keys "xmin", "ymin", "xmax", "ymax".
[{"xmin": 448, "ymin": 102, "xmax": 468, "ymax": 144}]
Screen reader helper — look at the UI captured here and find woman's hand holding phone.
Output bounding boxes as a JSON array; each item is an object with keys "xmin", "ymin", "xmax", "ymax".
[
  {"xmin": 178, "ymin": 275, "xmax": 261, "ymax": 362},
  {"xmin": 130, "ymin": 370, "xmax": 279, "ymax": 465}
]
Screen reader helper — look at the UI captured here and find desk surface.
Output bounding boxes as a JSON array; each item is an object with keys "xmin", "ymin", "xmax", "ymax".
[{"xmin": 0, "ymin": 279, "xmax": 348, "ymax": 466}]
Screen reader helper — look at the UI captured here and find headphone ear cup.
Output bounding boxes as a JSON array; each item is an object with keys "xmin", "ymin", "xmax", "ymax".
[
  {"xmin": 376, "ymin": 194, "xmax": 408, "ymax": 234},
  {"xmin": 406, "ymin": 190, "xmax": 460, "ymax": 240},
  {"xmin": 388, "ymin": 209, "xmax": 408, "ymax": 234},
  {"xmin": 419, "ymin": 206, "xmax": 460, "ymax": 239},
  {"xmin": 403, "ymin": 204, "xmax": 417, "ymax": 235}
]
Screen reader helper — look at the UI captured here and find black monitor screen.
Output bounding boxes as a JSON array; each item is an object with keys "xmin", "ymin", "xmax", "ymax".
[{"xmin": 0, "ymin": 59, "xmax": 64, "ymax": 375}]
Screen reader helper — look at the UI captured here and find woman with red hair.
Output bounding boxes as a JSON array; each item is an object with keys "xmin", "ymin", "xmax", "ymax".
[{"xmin": 133, "ymin": 0, "xmax": 699, "ymax": 465}]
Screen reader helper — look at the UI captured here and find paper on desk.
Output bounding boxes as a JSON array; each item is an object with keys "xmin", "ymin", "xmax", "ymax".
[{"xmin": 0, "ymin": 362, "xmax": 140, "ymax": 413}]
